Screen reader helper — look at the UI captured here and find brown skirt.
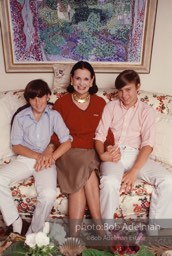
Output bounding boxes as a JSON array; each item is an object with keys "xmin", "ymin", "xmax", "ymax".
[{"xmin": 56, "ymin": 148, "xmax": 100, "ymax": 194}]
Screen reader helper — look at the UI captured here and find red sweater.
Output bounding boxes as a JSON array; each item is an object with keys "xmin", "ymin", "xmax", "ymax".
[{"xmin": 51, "ymin": 93, "xmax": 113, "ymax": 148}]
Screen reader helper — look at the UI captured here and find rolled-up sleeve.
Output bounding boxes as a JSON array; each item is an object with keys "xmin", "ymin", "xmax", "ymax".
[
  {"xmin": 53, "ymin": 111, "xmax": 72, "ymax": 144},
  {"xmin": 11, "ymin": 115, "xmax": 24, "ymax": 146},
  {"xmin": 140, "ymin": 107, "xmax": 155, "ymax": 149},
  {"xmin": 94, "ymin": 102, "xmax": 114, "ymax": 143}
]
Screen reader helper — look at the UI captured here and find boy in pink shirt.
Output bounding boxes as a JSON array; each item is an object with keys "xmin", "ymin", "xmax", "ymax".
[{"xmin": 95, "ymin": 70, "xmax": 172, "ymax": 228}]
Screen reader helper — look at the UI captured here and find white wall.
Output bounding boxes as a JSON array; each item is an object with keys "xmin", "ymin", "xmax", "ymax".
[{"xmin": 0, "ymin": 0, "xmax": 172, "ymax": 94}]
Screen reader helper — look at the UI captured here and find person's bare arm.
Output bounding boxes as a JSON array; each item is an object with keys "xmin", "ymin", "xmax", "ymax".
[
  {"xmin": 35, "ymin": 140, "xmax": 71, "ymax": 171},
  {"xmin": 12, "ymin": 143, "xmax": 56, "ymax": 171},
  {"xmin": 53, "ymin": 139, "xmax": 71, "ymax": 161},
  {"xmin": 95, "ymin": 140, "xmax": 120, "ymax": 162},
  {"xmin": 12, "ymin": 144, "xmax": 40, "ymax": 160}
]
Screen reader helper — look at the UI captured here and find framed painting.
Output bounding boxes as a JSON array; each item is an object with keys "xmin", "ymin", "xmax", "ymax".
[{"xmin": 0, "ymin": 0, "xmax": 158, "ymax": 73}]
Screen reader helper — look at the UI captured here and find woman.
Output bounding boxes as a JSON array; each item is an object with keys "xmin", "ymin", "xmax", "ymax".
[{"xmin": 51, "ymin": 61, "xmax": 119, "ymax": 237}]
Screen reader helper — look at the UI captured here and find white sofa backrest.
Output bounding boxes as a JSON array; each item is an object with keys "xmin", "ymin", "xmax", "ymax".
[{"xmin": 0, "ymin": 89, "xmax": 172, "ymax": 166}]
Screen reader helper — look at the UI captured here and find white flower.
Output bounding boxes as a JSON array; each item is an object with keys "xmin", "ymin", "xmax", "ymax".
[
  {"xmin": 43, "ymin": 222, "xmax": 50, "ymax": 234},
  {"xmin": 25, "ymin": 232, "xmax": 50, "ymax": 248},
  {"xmin": 24, "ymin": 229, "xmax": 57, "ymax": 256},
  {"xmin": 35, "ymin": 232, "xmax": 50, "ymax": 247},
  {"xmin": 25, "ymin": 233, "xmax": 37, "ymax": 248}
]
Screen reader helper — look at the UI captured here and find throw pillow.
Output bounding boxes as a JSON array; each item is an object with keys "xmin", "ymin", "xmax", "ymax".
[
  {"xmin": 138, "ymin": 90, "xmax": 172, "ymax": 115},
  {"xmin": 97, "ymin": 88, "xmax": 118, "ymax": 102},
  {"xmin": 52, "ymin": 63, "xmax": 73, "ymax": 89},
  {"xmin": 151, "ymin": 113, "xmax": 172, "ymax": 166},
  {"xmin": 50, "ymin": 89, "xmax": 68, "ymax": 104},
  {"xmin": 0, "ymin": 92, "xmax": 25, "ymax": 161}
]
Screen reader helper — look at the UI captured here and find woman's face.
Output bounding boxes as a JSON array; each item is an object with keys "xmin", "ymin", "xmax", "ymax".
[{"xmin": 71, "ymin": 68, "xmax": 94, "ymax": 95}]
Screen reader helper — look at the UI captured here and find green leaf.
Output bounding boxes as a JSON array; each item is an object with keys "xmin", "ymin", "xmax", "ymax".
[
  {"xmin": 135, "ymin": 245, "xmax": 154, "ymax": 256},
  {"xmin": 82, "ymin": 248, "xmax": 113, "ymax": 256},
  {"xmin": 2, "ymin": 241, "xmax": 29, "ymax": 256}
]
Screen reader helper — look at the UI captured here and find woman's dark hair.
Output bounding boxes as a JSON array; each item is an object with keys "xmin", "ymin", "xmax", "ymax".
[
  {"xmin": 115, "ymin": 70, "xmax": 140, "ymax": 90},
  {"xmin": 67, "ymin": 61, "xmax": 98, "ymax": 94},
  {"xmin": 24, "ymin": 79, "xmax": 51, "ymax": 103}
]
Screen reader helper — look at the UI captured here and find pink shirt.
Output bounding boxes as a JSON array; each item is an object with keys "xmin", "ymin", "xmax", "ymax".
[{"xmin": 95, "ymin": 99, "xmax": 155, "ymax": 149}]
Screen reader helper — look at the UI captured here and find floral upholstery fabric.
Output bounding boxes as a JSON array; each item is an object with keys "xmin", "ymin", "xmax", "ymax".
[
  {"xmin": 1, "ymin": 159, "xmax": 171, "ymax": 223},
  {"xmin": 100, "ymin": 89, "xmax": 172, "ymax": 114},
  {"xmin": 0, "ymin": 88, "xmax": 172, "ymax": 232}
]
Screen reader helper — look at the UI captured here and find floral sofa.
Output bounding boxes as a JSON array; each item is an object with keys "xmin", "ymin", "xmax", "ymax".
[{"xmin": 0, "ymin": 87, "xmax": 172, "ymax": 236}]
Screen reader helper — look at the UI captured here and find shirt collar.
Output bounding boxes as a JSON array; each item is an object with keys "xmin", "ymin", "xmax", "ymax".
[
  {"xmin": 19, "ymin": 105, "xmax": 50, "ymax": 118},
  {"xmin": 120, "ymin": 99, "xmax": 139, "ymax": 110}
]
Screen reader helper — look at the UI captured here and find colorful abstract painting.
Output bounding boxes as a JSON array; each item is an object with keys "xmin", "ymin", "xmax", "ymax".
[
  {"xmin": 0, "ymin": 0, "xmax": 157, "ymax": 72},
  {"xmin": 10, "ymin": 0, "xmax": 146, "ymax": 63}
]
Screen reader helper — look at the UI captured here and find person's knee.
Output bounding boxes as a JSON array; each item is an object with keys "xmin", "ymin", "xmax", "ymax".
[
  {"xmin": 162, "ymin": 176, "xmax": 172, "ymax": 190},
  {"xmin": 100, "ymin": 176, "xmax": 120, "ymax": 191},
  {"xmin": 100, "ymin": 162, "xmax": 116, "ymax": 174},
  {"xmin": 0, "ymin": 174, "xmax": 10, "ymax": 187}
]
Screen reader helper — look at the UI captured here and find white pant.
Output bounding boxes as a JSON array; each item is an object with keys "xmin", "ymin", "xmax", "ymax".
[
  {"xmin": 100, "ymin": 147, "xmax": 172, "ymax": 228},
  {"xmin": 0, "ymin": 156, "xmax": 57, "ymax": 233}
]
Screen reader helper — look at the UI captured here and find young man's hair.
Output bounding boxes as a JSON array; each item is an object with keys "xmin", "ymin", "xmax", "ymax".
[
  {"xmin": 11, "ymin": 79, "xmax": 52, "ymax": 127},
  {"xmin": 24, "ymin": 79, "xmax": 51, "ymax": 103},
  {"xmin": 115, "ymin": 70, "xmax": 140, "ymax": 90},
  {"xmin": 67, "ymin": 61, "xmax": 98, "ymax": 94}
]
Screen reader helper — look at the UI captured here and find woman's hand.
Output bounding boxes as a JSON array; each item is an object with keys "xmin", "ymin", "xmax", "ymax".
[
  {"xmin": 107, "ymin": 145, "xmax": 121, "ymax": 162},
  {"xmin": 100, "ymin": 145, "xmax": 121, "ymax": 162}
]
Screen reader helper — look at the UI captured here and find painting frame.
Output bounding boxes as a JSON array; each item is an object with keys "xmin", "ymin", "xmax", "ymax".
[{"xmin": 0, "ymin": 0, "xmax": 158, "ymax": 73}]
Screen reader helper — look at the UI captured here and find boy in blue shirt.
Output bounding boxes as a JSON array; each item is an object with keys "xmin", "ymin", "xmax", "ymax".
[{"xmin": 0, "ymin": 79, "xmax": 72, "ymax": 235}]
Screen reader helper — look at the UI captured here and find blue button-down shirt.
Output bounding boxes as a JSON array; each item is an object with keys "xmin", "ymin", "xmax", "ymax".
[{"xmin": 11, "ymin": 105, "xmax": 72, "ymax": 153}]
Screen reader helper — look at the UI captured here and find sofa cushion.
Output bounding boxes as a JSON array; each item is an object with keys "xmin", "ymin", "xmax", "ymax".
[
  {"xmin": 4, "ymin": 153, "xmax": 156, "ymax": 220},
  {"xmin": 10, "ymin": 176, "xmax": 68, "ymax": 219},
  {"xmin": 115, "ymin": 179, "xmax": 154, "ymax": 219},
  {"xmin": 2, "ymin": 157, "xmax": 169, "ymax": 220},
  {"xmin": 139, "ymin": 90, "xmax": 172, "ymax": 115},
  {"xmin": 151, "ymin": 113, "xmax": 172, "ymax": 166},
  {"xmin": 52, "ymin": 63, "xmax": 73, "ymax": 89},
  {"xmin": 0, "ymin": 91, "xmax": 25, "ymax": 161},
  {"xmin": 102, "ymin": 89, "xmax": 172, "ymax": 114}
]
